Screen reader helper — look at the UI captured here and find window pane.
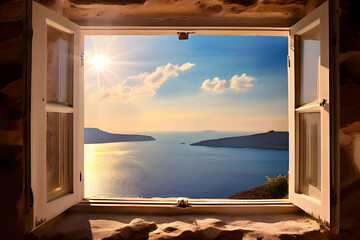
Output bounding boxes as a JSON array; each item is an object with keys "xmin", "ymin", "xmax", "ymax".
[
  {"xmin": 47, "ymin": 112, "xmax": 73, "ymax": 201},
  {"xmin": 299, "ymin": 26, "xmax": 320, "ymax": 105},
  {"xmin": 47, "ymin": 25, "xmax": 73, "ymax": 105},
  {"xmin": 299, "ymin": 112, "xmax": 321, "ymax": 199}
]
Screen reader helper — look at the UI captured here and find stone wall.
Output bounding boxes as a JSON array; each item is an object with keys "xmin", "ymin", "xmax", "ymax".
[
  {"xmin": 339, "ymin": 0, "xmax": 360, "ymax": 231},
  {"xmin": 0, "ymin": 0, "xmax": 70, "ymax": 239},
  {"xmin": 68, "ymin": 0, "xmax": 326, "ymax": 27},
  {"xmin": 0, "ymin": 0, "xmax": 28, "ymax": 239},
  {"xmin": 1, "ymin": 0, "xmax": 359, "ymax": 238},
  {"xmin": 35, "ymin": 0, "xmax": 70, "ymax": 18}
]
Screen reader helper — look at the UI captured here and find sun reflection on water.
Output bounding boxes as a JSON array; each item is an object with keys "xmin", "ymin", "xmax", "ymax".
[{"xmin": 84, "ymin": 143, "xmax": 140, "ymax": 198}]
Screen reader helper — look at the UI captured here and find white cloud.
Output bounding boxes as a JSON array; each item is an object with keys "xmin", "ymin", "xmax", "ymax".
[
  {"xmin": 179, "ymin": 62, "xmax": 195, "ymax": 71},
  {"xmin": 201, "ymin": 73, "xmax": 256, "ymax": 92},
  {"xmin": 89, "ymin": 62, "xmax": 195, "ymax": 102},
  {"xmin": 200, "ymin": 77, "xmax": 227, "ymax": 92},
  {"xmin": 229, "ymin": 74, "xmax": 256, "ymax": 91}
]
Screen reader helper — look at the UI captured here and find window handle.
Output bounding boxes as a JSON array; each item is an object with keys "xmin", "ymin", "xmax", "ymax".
[
  {"xmin": 320, "ymin": 99, "xmax": 327, "ymax": 107},
  {"xmin": 176, "ymin": 198, "xmax": 191, "ymax": 208}
]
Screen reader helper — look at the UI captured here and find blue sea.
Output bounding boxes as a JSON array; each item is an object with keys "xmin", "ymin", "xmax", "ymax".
[{"xmin": 84, "ymin": 132, "xmax": 288, "ymax": 199}]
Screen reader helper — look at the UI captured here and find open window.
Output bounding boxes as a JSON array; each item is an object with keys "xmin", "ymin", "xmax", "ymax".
[
  {"xmin": 30, "ymin": 0, "xmax": 335, "ymax": 231},
  {"xmin": 31, "ymin": 2, "xmax": 83, "ymax": 228},
  {"xmin": 288, "ymin": 1, "xmax": 330, "ymax": 226}
]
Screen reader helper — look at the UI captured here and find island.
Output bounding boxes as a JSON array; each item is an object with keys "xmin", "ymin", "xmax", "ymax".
[
  {"xmin": 190, "ymin": 130, "xmax": 288, "ymax": 150},
  {"xmin": 84, "ymin": 128, "xmax": 155, "ymax": 144}
]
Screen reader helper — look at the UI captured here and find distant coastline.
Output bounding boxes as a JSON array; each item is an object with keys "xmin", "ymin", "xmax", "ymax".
[
  {"xmin": 190, "ymin": 130, "xmax": 288, "ymax": 150},
  {"xmin": 84, "ymin": 128, "xmax": 155, "ymax": 144}
]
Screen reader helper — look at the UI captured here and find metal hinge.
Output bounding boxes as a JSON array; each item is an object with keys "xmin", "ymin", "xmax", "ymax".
[
  {"xmin": 35, "ymin": 217, "xmax": 46, "ymax": 227},
  {"xmin": 24, "ymin": 29, "xmax": 33, "ymax": 52},
  {"xmin": 80, "ymin": 53, "xmax": 84, "ymax": 66},
  {"xmin": 287, "ymin": 55, "xmax": 291, "ymax": 68},
  {"xmin": 25, "ymin": 187, "xmax": 34, "ymax": 215},
  {"xmin": 30, "ymin": 187, "xmax": 34, "ymax": 208},
  {"xmin": 176, "ymin": 198, "xmax": 191, "ymax": 208},
  {"xmin": 331, "ymin": 188, "xmax": 337, "ymax": 207},
  {"xmin": 332, "ymin": 32, "xmax": 337, "ymax": 47},
  {"xmin": 25, "ymin": 28, "xmax": 33, "ymax": 40}
]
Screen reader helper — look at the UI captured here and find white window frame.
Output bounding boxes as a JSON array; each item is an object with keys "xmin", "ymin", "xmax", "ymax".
[
  {"xmin": 31, "ymin": 0, "xmax": 337, "ymax": 231},
  {"xmin": 80, "ymin": 26, "xmax": 291, "ymax": 206}
]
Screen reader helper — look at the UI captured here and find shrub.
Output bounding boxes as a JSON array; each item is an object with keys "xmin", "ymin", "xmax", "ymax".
[{"xmin": 265, "ymin": 174, "xmax": 288, "ymax": 199}]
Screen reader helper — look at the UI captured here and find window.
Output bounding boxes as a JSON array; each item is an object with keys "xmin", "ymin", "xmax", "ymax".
[
  {"xmin": 31, "ymin": 0, "xmax": 334, "ymax": 231},
  {"xmin": 83, "ymin": 34, "xmax": 289, "ymax": 200}
]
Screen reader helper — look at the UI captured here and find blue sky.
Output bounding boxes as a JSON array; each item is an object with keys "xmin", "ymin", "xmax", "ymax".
[{"xmin": 84, "ymin": 35, "xmax": 288, "ymax": 133}]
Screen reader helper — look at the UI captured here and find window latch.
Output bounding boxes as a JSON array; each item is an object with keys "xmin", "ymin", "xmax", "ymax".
[
  {"xmin": 176, "ymin": 198, "xmax": 191, "ymax": 208},
  {"xmin": 177, "ymin": 32, "xmax": 194, "ymax": 40},
  {"xmin": 80, "ymin": 53, "xmax": 84, "ymax": 66},
  {"xmin": 287, "ymin": 55, "xmax": 290, "ymax": 68},
  {"xmin": 320, "ymin": 99, "xmax": 327, "ymax": 107}
]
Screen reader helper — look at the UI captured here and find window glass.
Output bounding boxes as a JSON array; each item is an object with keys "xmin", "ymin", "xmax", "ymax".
[
  {"xmin": 47, "ymin": 112, "xmax": 73, "ymax": 201},
  {"xmin": 47, "ymin": 25, "xmax": 74, "ymax": 106},
  {"xmin": 299, "ymin": 112, "xmax": 321, "ymax": 199},
  {"xmin": 299, "ymin": 25, "xmax": 320, "ymax": 106}
]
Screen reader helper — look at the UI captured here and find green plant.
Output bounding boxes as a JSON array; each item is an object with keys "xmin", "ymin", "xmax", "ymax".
[{"xmin": 265, "ymin": 174, "xmax": 288, "ymax": 199}]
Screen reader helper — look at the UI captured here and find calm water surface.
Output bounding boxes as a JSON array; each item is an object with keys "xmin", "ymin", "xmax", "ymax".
[{"xmin": 84, "ymin": 132, "xmax": 288, "ymax": 199}]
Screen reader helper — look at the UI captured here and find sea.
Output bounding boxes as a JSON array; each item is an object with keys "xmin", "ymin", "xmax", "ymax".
[{"xmin": 84, "ymin": 131, "xmax": 289, "ymax": 199}]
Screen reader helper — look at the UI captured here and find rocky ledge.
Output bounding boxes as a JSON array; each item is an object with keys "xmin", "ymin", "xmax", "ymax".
[
  {"xmin": 102, "ymin": 217, "xmax": 320, "ymax": 240},
  {"xmin": 32, "ymin": 212, "xmax": 341, "ymax": 240}
]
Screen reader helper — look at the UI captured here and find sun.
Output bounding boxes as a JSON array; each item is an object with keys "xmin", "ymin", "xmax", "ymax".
[{"xmin": 92, "ymin": 54, "xmax": 110, "ymax": 71}]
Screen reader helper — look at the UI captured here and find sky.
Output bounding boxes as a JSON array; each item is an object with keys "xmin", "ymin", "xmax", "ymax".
[{"xmin": 84, "ymin": 35, "xmax": 288, "ymax": 133}]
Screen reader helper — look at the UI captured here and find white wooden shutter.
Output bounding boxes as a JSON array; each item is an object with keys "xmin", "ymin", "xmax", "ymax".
[{"xmin": 31, "ymin": 1, "xmax": 83, "ymax": 229}]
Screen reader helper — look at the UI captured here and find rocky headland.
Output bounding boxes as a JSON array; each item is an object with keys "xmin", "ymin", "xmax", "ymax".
[
  {"xmin": 84, "ymin": 128, "xmax": 155, "ymax": 144},
  {"xmin": 191, "ymin": 130, "xmax": 288, "ymax": 150}
]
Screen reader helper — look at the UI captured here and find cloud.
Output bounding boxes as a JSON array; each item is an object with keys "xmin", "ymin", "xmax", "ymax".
[
  {"xmin": 179, "ymin": 62, "xmax": 195, "ymax": 71},
  {"xmin": 89, "ymin": 62, "xmax": 195, "ymax": 102},
  {"xmin": 201, "ymin": 73, "xmax": 256, "ymax": 92},
  {"xmin": 201, "ymin": 77, "xmax": 227, "ymax": 92},
  {"xmin": 229, "ymin": 74, "xmax": 256, "ymax": 91}
]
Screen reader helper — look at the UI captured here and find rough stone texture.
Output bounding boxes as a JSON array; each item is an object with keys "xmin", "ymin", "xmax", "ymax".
[
  {"xmin": 263, "ymin": 0, "xmax": 307, "ymax": 5},
  {"xmin": 2, "ymin": 0, "xmax": 360, "ymax": 239},
  {"xmin": 339, "ymin": 0, "xmax": 360, "ymax": 233},
  {"xmin": 70, "ymin": 0, "xmax": 148, "ymax": 5},
  {"xmin": 0, "ymin": 0, "xmax": 28, "ymax": 240},
  {"xmin": 35, "ymin": 0, "xmax": 71, "ymax": 18},
  {"xmin": 198, "ymin": 4, "xmax": 223, "ymax": 16},
  {"xmin": 104, "ymin": 218, "xmax": 158, "ymax": 240},
  {"xmin": 339, "ymin": 0, "xmax": 360, "ymax": 53},
  {"xmin": 67, "ymin": 0, "xmax": 326, "ymax": 27},
  {"xmin": 221, "ymin": 0, "xmax": 258, "ymax": 7},
  {"xmin": 339, "ymin": 123, "xmax": 360, "ymax": 231},
  {"xmin": 33, "ymin": 212, "xmax": 326, "ymax": 240}
]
